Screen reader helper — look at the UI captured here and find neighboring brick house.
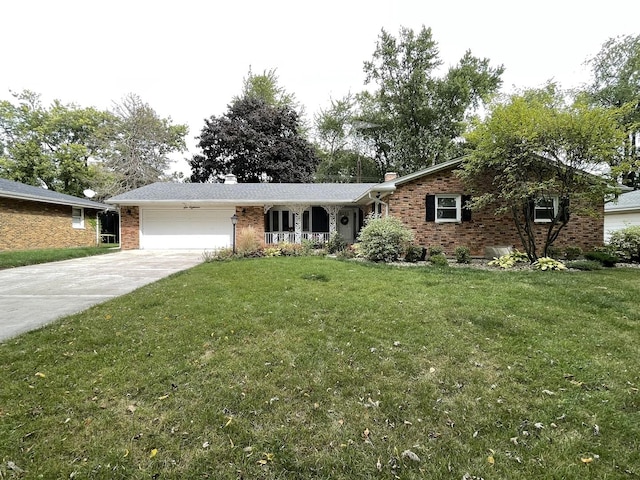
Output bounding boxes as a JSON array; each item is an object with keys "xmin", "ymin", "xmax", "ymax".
[
  {"xmin": 107, "ymin": 157, "xmax": 605, "ymax": 256},
  {"xmin": 0, "ymin": 178, "xmax": 114, "ymax": 251}
]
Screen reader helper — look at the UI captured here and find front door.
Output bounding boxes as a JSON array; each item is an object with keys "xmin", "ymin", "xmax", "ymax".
[{"xmin": 337, "ymin": 208, "xmax": 357, "ymax": 243}]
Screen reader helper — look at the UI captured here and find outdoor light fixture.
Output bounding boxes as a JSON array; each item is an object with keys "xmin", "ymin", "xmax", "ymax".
[{"xmin": 230, "ymin": 213, "xmax": 238, "ymax": 253}]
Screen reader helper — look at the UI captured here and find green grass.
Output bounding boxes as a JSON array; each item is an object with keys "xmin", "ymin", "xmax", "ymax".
[
  {"xmin": 0, "ymin": 245, "xmax": 118, "ymax": 269},
  {"xmin": 1, "ymin": 257, "xmax": 638, "ymax": 479}
]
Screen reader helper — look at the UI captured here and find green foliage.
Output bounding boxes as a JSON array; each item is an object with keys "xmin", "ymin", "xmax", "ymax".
[
  {"xmin": 356, "ymin": 215, "xmax": 414, "ymax": 262},
  {"xmin": 1, "ymin": 258, "xmax": 639, "ymax": 478},
  {"xmin": 566, "ymin": 259, "xmax": 603, "ymax": 270},
  {"xmin": 427, "ymin": 245, "xmax": 443, "ymax": 257},
  {"xmin": 454, "ymin": 246, "xmax": 471, "ymax": 263},
  {"xmin": 585, "ymin": 250, "xmax": 619, "ymax": 267},
  {"xmin": 403, "ymin": 244, "xmax": 424, "ymax": 263},
  {"xmin": 190, "ymin": 96, "xmax": 319, "ymax": 183},
  {"xmin": 461, "ymin": 84, "xmax": 626, "ymax": 261},
  {"xmin": 276, "ymin": 242, "xmax": 304, "ymax": 257},
  {"xmin": 586, "ymin": 34, "xmax": 640, "ymax": 188},
  {"xmin": 429, "ymin": 252, "xmax": 449, "ymax": 267},
  {"xmin": 0, "ymin": 246, "xmax": 114, "ymax": 269},
  {"xmin": 236, "ymin": 67, "xmax": 299, "ymax": 110},
  {"xmin": 360, "ymin": 26, "xmax": 503, "ymax": 173},
  {"xmin": 335, "ymin": 245, "xmax": 357, "ymax": 259},
  {"xmin": 313, "ymin": 94, "xmax": 382, "ymax": 183},
  {"xmin": 488, "ymin": 250, "xmax": 530, "ymax": 269},
  {"xmin": 563, "ymin": 246, "xmax": 583, "ymax": 261},
  {"xmin": 263, "ymin": 247, "xmax": 282, "ymax": 257},
  {"xmin": 608, "ymin": 225, "xmax": 640, "ymax": 261},
  {"xmin": 0, "ymin": 90, "xmax": 114, "ymax": 197},
  {"xmin": 326, "ymin": 231, "xmax": 347, "ymax": 254},
  {"xmin": 532, "ymin": 257, "xmax": 567, "ymax": 271}
]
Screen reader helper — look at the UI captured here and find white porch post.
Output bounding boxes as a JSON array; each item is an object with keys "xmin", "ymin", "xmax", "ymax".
[
  {"xmin": 290, "ymin": 205, "xmax": 308, "ymax": 243},
  {"xmin": 322, "ymin": 205, "xmax": 343, "ymax": 236}
]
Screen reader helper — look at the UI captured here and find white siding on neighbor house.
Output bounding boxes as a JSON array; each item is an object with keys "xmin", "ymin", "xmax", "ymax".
[
  {"xmin": 140, "ymin": 207, "xmax": 235, "ymax": 249},
  {"xmin": 604, "ymin": 211, "xmax": 640, "ymax": 243}
]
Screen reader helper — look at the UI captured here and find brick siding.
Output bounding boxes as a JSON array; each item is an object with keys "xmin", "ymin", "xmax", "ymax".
[
  {"xmin": 387, "ymin": 166, "xmax": 604, "ymax": 256},
  {"xmin": 0, "ymin": 197, "xmax": 99, "ymax": 251},
  {"xmin": 120, "ymin": 207, "xmax": 140, "ymax": 250},
  {"xmin": 236, "ymin": 206, "xmax": 266, "ymax": 245}
]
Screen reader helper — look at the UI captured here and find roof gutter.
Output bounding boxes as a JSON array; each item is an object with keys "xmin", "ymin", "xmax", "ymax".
[{"xmin": 1, "ymin": 190, "xmax": 114, "ymax": 210}]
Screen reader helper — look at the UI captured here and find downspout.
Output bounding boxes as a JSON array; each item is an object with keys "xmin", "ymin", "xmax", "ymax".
[{"xmin": 368, "ymin": 192, "xmax": 389, "ymax": 216}]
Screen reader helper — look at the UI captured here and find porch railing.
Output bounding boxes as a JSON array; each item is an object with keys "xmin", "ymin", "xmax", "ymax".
[{"xmin": 264, "ymin": 232, "xmax": 330, "ymax": 245}]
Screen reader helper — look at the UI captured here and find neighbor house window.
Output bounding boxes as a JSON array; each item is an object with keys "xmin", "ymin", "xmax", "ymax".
[
  {"xmin": 534, "ymin": 197, "xmax": 557, "ymax": 223},
  {"xmin": 72, "ymin": 207, "xmax": 84, "ymax": 229}
]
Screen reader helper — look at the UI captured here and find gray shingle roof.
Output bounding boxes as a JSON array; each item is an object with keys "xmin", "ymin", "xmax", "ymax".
[
  {"xmin": 107, "ymin": 182, "xmax": 380, "ymax": 205},
  {"xmin": 0, "ymin": 178, "xmax": 113, "ymax": 210},
  {"xmin": 605, "ymin": 189, "xmax": 640, "ymax": 212}
]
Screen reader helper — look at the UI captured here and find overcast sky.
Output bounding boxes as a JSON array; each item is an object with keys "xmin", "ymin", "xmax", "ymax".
[{"xmin": 2, "ymin": 0, "xmax": 639, "ymax": 175}]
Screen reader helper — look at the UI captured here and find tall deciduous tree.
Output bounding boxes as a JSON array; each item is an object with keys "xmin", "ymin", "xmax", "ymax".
[
  {"xmin": 190, "ymin": 96, "xmax": 319, "ymax": 183},
  {"xmin": 359, "ymin": 26, "xmax": 504, "ymax": 174},
  {"xmin": 586, "ymin": 34, "xmax": 640, "ymax": 188},
  {"xmin": 460, "ymin": 85, "xmax": 626, "ymax": 261},
  {"xmin": 0, "ymin": 90, "xmax": 113, "ymax": 196},
  {"xmin": 101, "ymin": 93, "xmax": 188, "ymax": 196},
  {"xmin": 313, "ymin": 94, "xmax": 381, "ymax": 182}
]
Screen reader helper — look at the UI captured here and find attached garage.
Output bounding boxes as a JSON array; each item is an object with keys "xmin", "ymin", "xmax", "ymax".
[{"xmin": 140, "ymin": 207, "xmax": 234, "ymax": 250}]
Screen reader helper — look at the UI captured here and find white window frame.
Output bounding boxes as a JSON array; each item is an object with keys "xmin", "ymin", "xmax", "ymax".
[
  {"xmin": 534, "ymin": 196, "xmax": 558, "ymax": 223},
  {"xmin": 435, "ymin": 194, "xmax": 461, "ymax": 223},
  {"xmin": 72, "ymin": 207, "xmax": 85, "ymax": 229}
]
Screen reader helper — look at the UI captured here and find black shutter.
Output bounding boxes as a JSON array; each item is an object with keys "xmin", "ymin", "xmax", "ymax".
[
  {"xmin": 426, "ymin": 195, "xmax": 436, "ymax": 222},
  {"xmin": 462, "ymin": 195, "xmax": 472, "ymax": 222}
]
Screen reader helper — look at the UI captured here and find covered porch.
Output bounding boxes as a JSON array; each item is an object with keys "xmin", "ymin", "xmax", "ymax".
[{"xmin": 263, "ymin": 204, "xmax": 366, "ymax": 245}]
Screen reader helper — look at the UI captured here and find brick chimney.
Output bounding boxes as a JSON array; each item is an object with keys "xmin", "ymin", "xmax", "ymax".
[{"xmin": 384, "ymin": 172, "xmax": 398, "ymax": 182}]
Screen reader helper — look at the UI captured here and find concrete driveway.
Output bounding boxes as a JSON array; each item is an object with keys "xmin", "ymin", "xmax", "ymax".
[{"xmin": 0, "ymin": 250, "xmax": 204, "ymax": 342}]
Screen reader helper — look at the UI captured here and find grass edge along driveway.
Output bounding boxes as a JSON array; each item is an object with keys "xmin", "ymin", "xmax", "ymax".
[{"xmin": 0, "ymin": 257, "xmax": 638, "ymax": 479}]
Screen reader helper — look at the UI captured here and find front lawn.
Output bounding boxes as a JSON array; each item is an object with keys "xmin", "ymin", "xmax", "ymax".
[
  {"xmin": 0, "ymin": 245, "xmax": 117, "ymax": 270},
  {"xmin": 0, "ymin": 257, "xmax": 638, "ymax": 479}
]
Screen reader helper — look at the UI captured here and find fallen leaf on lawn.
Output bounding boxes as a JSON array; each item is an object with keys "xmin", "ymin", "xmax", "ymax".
[
  {"xmin": 401, "ymin": 450, "xmax": 420, "ymax": 462},
  {"xmin": 581, "ymin": 457, "xmax": 593, "ymax": 464},
  {"xmin": 7, "ymin": 461, "xmax": 24, "ymax": 473},
  {"xmin": 224, "ymin": 416, "xmax": 233, "ymax": 427},
  {"xmin": 157, "ymin": 394, "xmax": 169, "ymax": 400},
  {"xmin": 127, "ymin": 405, "xmax": 136, "ymax": 414},
  {"xmin": 123, "ymin": 449, "xmax": 129, "ymax": 458},
  {"xmin": 203, "ymin": 442, "xmax": 209, "ymax": 448},
  {"xmin": 376, "ymin": 457, "xmax": 382, "ymax": 471},
  {"xmin": 488, "ymin": 455, "xmax": 495, "ymax": 465},
  {"xmin": 150, "ymin": 448, "xmax": 158, "ymax": 458},
  {"xmin": 35, "ymin": 372, "xmax": 46, "ymax": 378},
  {"xmin": 542, "ymin": 389, "xmax": 555, "ymax": 395}
]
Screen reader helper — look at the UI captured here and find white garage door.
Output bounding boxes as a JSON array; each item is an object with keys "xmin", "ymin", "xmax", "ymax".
[{"xmin": 141, "ymin": 208, "xmax": 235, "ymax": 250}]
